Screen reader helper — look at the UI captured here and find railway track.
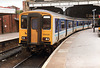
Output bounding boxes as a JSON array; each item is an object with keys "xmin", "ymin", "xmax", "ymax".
[
  {"xmin": 13, "ymin": 53, "xmax": 48, "ymax": 68},
  {"xmin": 0, "ymin": 46, "xmax": 22, "ymax": 61},
  {"xmin": 13, "ymin": 55, "xmax": 32, "ymax": 68}
]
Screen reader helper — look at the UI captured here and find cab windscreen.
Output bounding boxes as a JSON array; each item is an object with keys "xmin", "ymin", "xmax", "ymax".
[
  {"xmin": 21, "ymin": 15, "xmax": 27, "ymax": 29},
  {"xmin": 42, "ymin": 15, "xmax": 51, "ymax": 30}
]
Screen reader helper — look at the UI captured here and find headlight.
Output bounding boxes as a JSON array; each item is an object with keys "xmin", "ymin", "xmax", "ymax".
[
  {"xmin": 22, "ymin": 36, "xmax": 27, "ymax": 39},
  {"xmin": 43, "ymin": 37, "xmax": 50, "ymax": 41}
]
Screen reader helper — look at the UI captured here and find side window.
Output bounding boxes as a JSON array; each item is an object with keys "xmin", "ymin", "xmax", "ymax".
[
  {"xmin": 74, "ymin": 21, "xmax": 77, "ymax": 26},
  {"xmin": 86, "ymin": 21, "xmax": 88, "ymax": 25},
  {"xmin": 61, "ymin": 20, "xmax": 65, "ymax": 31},
  {"xmin": 78, "ymin": 22, "xmax": 80, "ymax": 26},
  {"xmin": 89, "ymin": 21, "xmax": 91, "ymax": 25},
  {"xmin": 80, "ymin": 22, "xmax": 82, "ymax": 25},
  {"xmin": 77, "ymin": 21, "xmax": 78, "ymax": 26},
  {"xmin": 81, "ymin": 22, "xmax": 83, "ymax": 26},
  {"xmin": 68, "ymin": 21, "xmax": 72, "ymax": 28},
  {"xmin": 83, "ymin": 21, "xmax": 85, "ymax": 25},
  {"xmin": 84, "ymin": 22, "xmax": 86, "ymax": 25},
  {"xmin": 79, "ymin": 21, "xmax": 82, "ymax": 26},
  {"xmin": 88, "ymin": 21, "xmax": 90, "ymax": 25}
]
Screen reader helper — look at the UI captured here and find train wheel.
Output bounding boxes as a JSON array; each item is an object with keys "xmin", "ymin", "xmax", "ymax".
[
  {"xmin": 29, "ymin": 47, "xmax": 38, "ymax": 55},
  {"xmin": 46, "ymin": 48, "xmax": 52, "ymax": 54},
  {"xmin": 31, "ymin": 50, "xmax": 37, "ymax": 54},
  {"xmin": 45, "ymin": 46, "xmax": 53, "ymax": 55},
  {"xmin": 98, "ymin": 31, "xmax": 100, "ymax": 37},
  {"xmin": 98, "ymin": 34, "xmax": 100, "ymax": 37}
]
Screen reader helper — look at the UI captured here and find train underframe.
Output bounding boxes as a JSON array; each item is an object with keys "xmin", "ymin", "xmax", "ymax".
[
  {"xmin": 20, "ymin": 43, "xmax": 57, "ymax": 55},
  {"xmin": 98, "ymin": 30, "xmax": 100, "ymax": 37}
]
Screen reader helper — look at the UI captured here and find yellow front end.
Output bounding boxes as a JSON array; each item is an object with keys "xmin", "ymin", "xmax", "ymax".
[
  {"xmin": 42, "ymin": 30, "xmax": 52, "ymax": 45},
  {"xmin": 99, "ymin": 27, "xmax": 100, "ymax": 31},
  {"xmin": 19, "ymin": 29, "xmax": 27, "ymax": 43},
  {"xmin": 19, "ymin": 11, "xmax": 53, "ymax": 46},
  {"xmin": 19, "ymin": 13, "xmax": 28, "ymax": 44},
  {"xmin": 41, "ymin": 14, "xmax": 53, "ymax": 45}
]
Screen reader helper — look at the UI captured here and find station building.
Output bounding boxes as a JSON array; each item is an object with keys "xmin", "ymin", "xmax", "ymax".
[{"xmin": 0, "ymin": 6, "xmax": 19, "ymax": 34}]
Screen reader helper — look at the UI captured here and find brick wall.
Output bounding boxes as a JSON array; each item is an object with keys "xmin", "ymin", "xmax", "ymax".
[
  {"xmin": 0, "ymin": 17, "xmax": 2, "ymax": 34},
  {"xmin": 0, "ymin": 14, "xmax": 19, "ymax": 34}
]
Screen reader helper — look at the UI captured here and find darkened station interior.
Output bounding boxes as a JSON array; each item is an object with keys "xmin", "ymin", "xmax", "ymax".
[
  {"xmin": 30, "ymin": 4, "xmax": 100, "ymax": 18},
  {"xmin": 66, "ymin": 4, "xmax": 100, "ymax": 18}
]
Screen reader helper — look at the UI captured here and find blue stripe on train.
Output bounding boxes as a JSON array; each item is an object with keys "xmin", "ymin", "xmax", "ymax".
[{"xmin": 54, "ymin": 26, "xmax": 87, "ymax": 37}]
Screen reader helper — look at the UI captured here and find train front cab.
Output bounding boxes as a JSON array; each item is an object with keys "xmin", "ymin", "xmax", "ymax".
[{"xmin": 19, "ymin": 11, "xmax": 53, "ymax": 52}]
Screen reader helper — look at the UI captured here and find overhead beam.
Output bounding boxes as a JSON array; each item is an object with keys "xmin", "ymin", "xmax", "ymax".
[{"xmin": 29, "ymin": 0, "xmax": 100, "ymax": 7}]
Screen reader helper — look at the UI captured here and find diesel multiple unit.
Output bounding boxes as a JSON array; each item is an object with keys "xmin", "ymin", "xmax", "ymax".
[{"xmin": 19, "ymin": 9, "xmax": 92, "ymax": 53}]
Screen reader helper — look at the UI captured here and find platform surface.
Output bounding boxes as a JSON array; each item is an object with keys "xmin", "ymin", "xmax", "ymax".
[
  {"xmin": 0, "ymin": 32, "xmax": 19, "ymax": 42},
  {"xmin": 42, "ymin": 28, "xmax": 100, "ymax": 68}
]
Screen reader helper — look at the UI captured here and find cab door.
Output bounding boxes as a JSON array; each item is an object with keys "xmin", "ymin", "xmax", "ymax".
[
  {"xmin": 27, "ymin": 13, "xmax": 42, "ymax": 45},
  {"xmin": 31, "ymin": 18, "xmax": 38, "ymax": 43}
]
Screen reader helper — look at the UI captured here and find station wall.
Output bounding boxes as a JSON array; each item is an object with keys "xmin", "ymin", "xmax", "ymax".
[
  {"xmin": 0, "ymin": 17, "xmax": 2, "ymax": 34},
  {"xmin": 0, "ymin": 14, "xmax": 19, "ymax": 34}
]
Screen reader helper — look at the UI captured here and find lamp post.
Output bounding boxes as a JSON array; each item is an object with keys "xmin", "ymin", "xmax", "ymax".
[{"xmin": 92, "ymin": 9, "xmax": 96, "ymax": 32}]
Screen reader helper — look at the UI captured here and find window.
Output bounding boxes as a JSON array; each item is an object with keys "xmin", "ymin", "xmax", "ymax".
[
  {"xmin": 78, "ymin": 22, "xmax": 80, "ymax": 26},
  {"xmin": 81, "ymin": 22, "xmax": 83, "ymax": 25},
  {"xmin": 43, "ymin": 16, "xmax": 51, "ymax": 30},
  {"xmin": 61, "ymin": 20, "xmax": 65, "ymax": 30},
  {"xmin": 31, "ymin": 19, "xmax": 38, "ymax": 29},
  {"xmin": 78, "ymin": 22, "xmax": 81, "ymax": 26},
  {"xmin": 21, "ymin": 15, "xmax": 27, "ymax": 29},
  {"xmin": 79, "ymin": 22, "xmax": 83, "ymax": 26},
  {"xmin": 77, "ymin": 21, "xmax": 78, "ymax": 26},
  {"xmin": 89, "ymin": 21, "xmax": 92, "ymax": 25},
  {"xmin": 74, "ymin": 21, "xmax": 77, "ymax": 26},
  {"xmin": 83, "ymin": 21, "xmax": 85, "ymax": 25},
  {"xmin": 68, "ymin": 21, "xmax": 72, "ymax": 28},
  {"xmin": 85, "ymin": 21, "xmax": 88, "ymax": 25},
  {"xmin": 84, "ymin": 21, "xmax": 86, "ymax": 25}
]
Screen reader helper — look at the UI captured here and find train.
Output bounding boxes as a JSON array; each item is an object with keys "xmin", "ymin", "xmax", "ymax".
[
  {"xmin": 19, "ymin": 9, "xmax": 92, "ymax": 54},
  {"xmin": 98, "ymin": 19, "xmax": 100, "ymax": 37}
]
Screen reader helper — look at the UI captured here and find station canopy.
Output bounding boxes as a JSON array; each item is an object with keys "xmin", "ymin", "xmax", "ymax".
[
  {"xmin": 0, "ymin": 8, "xmax": 15, "ymax": 16},
  {"xmin": 36, "ymin": 0, "xmax": 99, "ymax": 2}
]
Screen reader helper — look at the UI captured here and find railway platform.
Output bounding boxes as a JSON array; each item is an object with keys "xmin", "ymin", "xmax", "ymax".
[
  {"xmin": 42, "ymin": 28, "xmax": 100, "ymax": 68},
  {"xmin": 0, "ymin": 32, "xmax": 19, "ymax": 42}
]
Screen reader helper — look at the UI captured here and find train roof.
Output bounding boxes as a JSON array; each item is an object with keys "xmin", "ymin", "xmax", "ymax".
[
  {"xmin": 23, "ymin": 9, "xmax": 91, "ymax": 21},
  {"xmin": 32, "ymin": 9, "xmax": 68, "ymax": 18},
  {"xmin": 32, "ymin": 9, "xmax": 91, "ymax": 21}
]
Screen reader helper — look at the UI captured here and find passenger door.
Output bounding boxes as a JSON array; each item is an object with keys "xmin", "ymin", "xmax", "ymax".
[
  {"xmin": 55, "ymin": 19, "xmax": 60, "ymax": 41},
  {"xmin": 27, "ymin": 13, "xmax": 42, "ymax": 45}
]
